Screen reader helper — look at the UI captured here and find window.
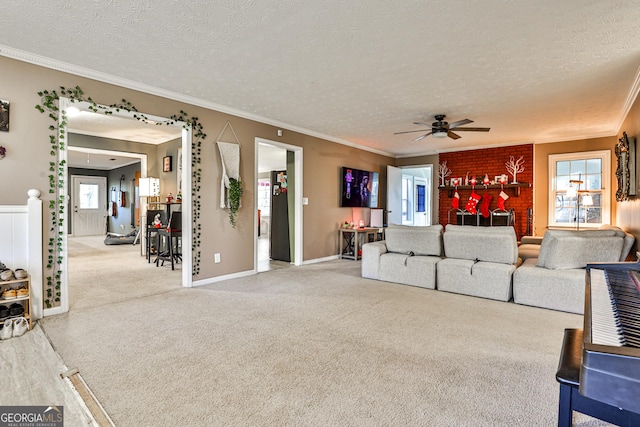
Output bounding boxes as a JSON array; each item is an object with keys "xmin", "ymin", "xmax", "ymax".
[
  {"xmin": 416, "ymin": 184, "xmax": 426, "ymax": 213},
  {"xmin": 548, "ymin": 150, "xmax": 610, "ymax": 228},
  {"xmin": 79, "ymin": 183, "xmax": 99, "ymax": 209}
]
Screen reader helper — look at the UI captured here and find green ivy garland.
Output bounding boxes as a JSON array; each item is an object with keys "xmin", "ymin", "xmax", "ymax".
[
  {"xmin": 36, "ymin": 86, "xmax": 205, "ymax": 307},
  {"xmin": 228, "ymin": 178, "xmax": 243, "ymax": 228}
]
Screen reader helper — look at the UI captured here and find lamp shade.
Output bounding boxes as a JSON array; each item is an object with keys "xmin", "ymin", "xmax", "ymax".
[
  {"xmin": 566, "ymin": 186, "xmax": 577, "ymax": 198},
  {"xmin": 432, "ymin": 129, "xmax": 447, "ymax": 138},
  {"xmin": 139, "ymin": 177, "xmax": 160, "ymax": 197},
  {"xmin": 582, "ymin": 194, "xmax": 594, "ymax": 206}
]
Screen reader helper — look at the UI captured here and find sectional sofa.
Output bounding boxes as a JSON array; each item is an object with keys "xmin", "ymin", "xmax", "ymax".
[
  {"xmin": 361, "ymin": 224, "xmax": 635, "ymax": 314},
  {"xmin": 513, "ymin": 227, "xmax": 635, "ymax": 314}
]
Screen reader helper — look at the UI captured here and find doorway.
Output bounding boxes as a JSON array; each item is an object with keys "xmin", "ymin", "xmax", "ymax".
[
  {"xmin": 71, "ymin": 175, "xmax": 107, "ymax": 236},
  {"xmin": 48, "ymin": 98, "xmax": 192, "ymax": 317},
  {"xmin": 255, "ymin": 138, "xmax": 303, "ymax": 272},
  {"xmin": 387, "ymin": 165, "xmax": 433, "ymax": 226}
]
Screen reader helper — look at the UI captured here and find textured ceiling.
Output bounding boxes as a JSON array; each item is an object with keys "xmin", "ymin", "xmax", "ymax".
[{"xmin": 2, "ymin": 1, "xmax": 640, "ymax": 156}]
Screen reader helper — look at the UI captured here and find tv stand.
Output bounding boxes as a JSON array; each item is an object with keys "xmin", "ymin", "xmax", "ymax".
[{"xmin": 339, "ymin": 227, "xmax": 384, "ymax": 261}]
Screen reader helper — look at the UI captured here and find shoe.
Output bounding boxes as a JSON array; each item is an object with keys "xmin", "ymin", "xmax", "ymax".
[
  {"xmin": 14, "ymin": 269, "xmax": 27, "ymax": 279},
  {"xmin": 12, "ymin": 317, "xmax": 28, "ymax": 337},
  {"xmin": 1, "ymin": 289, "xmax": 16, "ymax": 299},
  {"xmin": 0, "ymin": 269, "xmax": 14, "ymax": 281},
  {"xmin": 0, "ymin": 306, "xmax": 8, "ymax": 318},
  {"xmin": 8, "ymin": 303, "xmax": 23, "ymax": 317},
  {"xmin": 0, "ymin": 319, "xmax": 12, "ymax": 340},
  {"xmin": 15, "ymin": 288, "xmax": 28, "ymax": 298}
]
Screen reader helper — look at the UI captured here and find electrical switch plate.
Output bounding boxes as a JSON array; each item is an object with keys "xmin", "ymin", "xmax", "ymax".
[{"xmin": 214, "ymin": 253, "xmax": 221, "ymax": 263}]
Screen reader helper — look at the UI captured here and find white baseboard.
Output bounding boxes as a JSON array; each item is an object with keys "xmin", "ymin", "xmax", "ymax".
[
  {"xmin": 191, "ymin": 269, "xmax": 256, "ymax": 287},
  {"xmin": 303, "ymin": 255, "xmax": 340, "ymax": 265}
]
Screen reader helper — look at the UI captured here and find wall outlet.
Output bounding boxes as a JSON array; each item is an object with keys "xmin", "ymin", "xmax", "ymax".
[{"xmin": 214, "ymin": 253, "xmax": 221, "ymax": 263}]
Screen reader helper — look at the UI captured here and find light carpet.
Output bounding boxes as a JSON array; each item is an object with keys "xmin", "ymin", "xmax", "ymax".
[{"xmin": 40, "ymin": 252, "xmax": 613, "ymax": 426}]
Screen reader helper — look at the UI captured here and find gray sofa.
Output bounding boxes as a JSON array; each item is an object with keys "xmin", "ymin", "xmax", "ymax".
[
  {"xmin": 437, "ymin": 225, "xmax": 521, "ymax": 301},
  {"xmin": 513, "ymin": 228, "xmax": 635, "ymax": 314},
  {"xmin": 361, "ymin": 224, "xmax": 443, "ymax": 289}
]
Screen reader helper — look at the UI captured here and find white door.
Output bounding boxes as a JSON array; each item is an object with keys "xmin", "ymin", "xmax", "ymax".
[
  {"xmin": 387, "ymin": 165, "xmax": 402, "ymax": 225},
  {"xmin": 414, "ymin": 178, "xmax": 428, "ymax": 226},
  {"xmin": 72, "ymin": 176, "xmax": 107, "ymax": 236}
]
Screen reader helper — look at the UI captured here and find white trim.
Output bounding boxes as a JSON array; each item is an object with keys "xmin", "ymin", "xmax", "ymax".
[
  {"xmin": 255, "ymin": 138, "xmax": 303, "ymax": 268},
  {"xmin": 547, "ymin": 150, "xmax": 611, "ymax": 229},
  {"xmin": 616, "ymin": 64, "xmax": 640, "ymax": 135},
  {"xmin": 0, "ymin": 45, "xmax": 393, "ymax": 158},
  {"xmin": 191, "ymin": 269, "xmax": 255, "ymax": 287},
  {"xmin": 181, "ymin": 126, "xmax": 193, "ymax": 288},
  {"xmin": 302, "ymin": 255, "xmax": 340, "ymax": 265},
  {"xmin": 59, "ymin": 97, "xmax": 70, "ymax": 314}
]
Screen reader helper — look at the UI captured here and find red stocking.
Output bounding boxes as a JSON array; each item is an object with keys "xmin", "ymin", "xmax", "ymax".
[
  {"xmin": 452, "ymin": 191, "xmax": 460, "ymax": 210},
  {"xmin": 465, "ymin": 191, "xmax": 481, "ymax": 214},
  {"xmin": 480, "ymin": 194, "xmax": 492, "ymax": 218},
  {"xmin": 497, "ymin": 190, "xmax": 509, "ymax": 211}
]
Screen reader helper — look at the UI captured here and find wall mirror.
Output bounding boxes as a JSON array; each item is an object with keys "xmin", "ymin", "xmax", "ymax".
[{"xmin": 615, "ymin": 131, "xmax": 634, "ymax": 201}]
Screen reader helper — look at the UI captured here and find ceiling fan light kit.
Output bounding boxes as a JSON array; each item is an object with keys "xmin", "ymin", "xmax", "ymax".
[{"xmin": 395, "ymin": 114, "xmax": 490, "ymax": 142}]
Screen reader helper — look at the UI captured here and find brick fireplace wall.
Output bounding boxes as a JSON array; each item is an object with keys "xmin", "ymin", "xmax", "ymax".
[{"xmin": 438, "ymin": 144, "xmax": 533, "ymax": 239}]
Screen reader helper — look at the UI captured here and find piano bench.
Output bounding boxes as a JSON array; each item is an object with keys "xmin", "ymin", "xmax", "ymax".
[{"xmin": 556, "ymin": 328, "xmax": 640, "ymax": 427}]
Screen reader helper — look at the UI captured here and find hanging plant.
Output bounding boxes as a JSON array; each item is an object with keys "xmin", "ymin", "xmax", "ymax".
[
  {"xmin": 36, "ymin": 86, "xmax": 206, "ymax": 307},
  {"xmin": 228, "ymin": 178, "xmax": 243, "ymax": 228}
]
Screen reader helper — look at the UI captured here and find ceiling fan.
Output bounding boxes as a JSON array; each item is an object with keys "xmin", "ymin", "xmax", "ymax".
[{"xmin": 394, "ymin": 114, "xmax": 490, "ymax": 141}]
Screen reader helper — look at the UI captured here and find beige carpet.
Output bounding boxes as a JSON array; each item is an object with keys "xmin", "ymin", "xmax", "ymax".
[
  {"xmin": 66, "ymin": 235, "xmax": 181, "ymax": 311},
  {"xmin": 40, "ymin": 247, "xmax": 613, "ymax": 427}
]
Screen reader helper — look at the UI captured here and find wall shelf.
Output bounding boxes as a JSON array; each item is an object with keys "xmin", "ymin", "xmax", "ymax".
[{"xmin": 439, "ymin": 182, "xmax": 531, "ymax": 198}]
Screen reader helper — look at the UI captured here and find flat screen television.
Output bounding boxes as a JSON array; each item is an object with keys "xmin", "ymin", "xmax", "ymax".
[{"xmin": 340, "ymin": 166, "xmax": 379, "ymax": 208}]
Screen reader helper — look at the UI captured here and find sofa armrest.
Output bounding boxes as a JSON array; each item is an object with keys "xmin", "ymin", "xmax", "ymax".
[
  {"xmin": 520, "ymin": 236, "xmax": 543, "ymax": 245},
  {"xmin": 361, "ymin": 241, "xmax": 388, "ymax": 280}
]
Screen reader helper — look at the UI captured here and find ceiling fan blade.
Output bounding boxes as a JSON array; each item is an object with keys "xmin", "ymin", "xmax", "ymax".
[
  {"xmin": 394, "ymin": 129, "xmax": 431, "ymax": 135},
  {"xmin": 453, "ymin": 127, "xmax": 491, "ymax": 132},
  {"xmin": 447, "ymin": 131, "xmax": 461, "ymax": 140},
  {"xmin": 413, "ymin": 132, "xmax": 433, "ymax": 142},
  {"xmin": 412, "ymin": 122, "xmax": 433, "ymax": 127},
  {"xmin": 448, "ymin": 119, "xmax": 473, "ymax": 129}
]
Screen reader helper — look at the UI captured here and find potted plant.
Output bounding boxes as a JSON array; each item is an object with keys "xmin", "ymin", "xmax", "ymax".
[{"xmin": 228, "ymin": 178, "xmax": 243, "ymax": 228}]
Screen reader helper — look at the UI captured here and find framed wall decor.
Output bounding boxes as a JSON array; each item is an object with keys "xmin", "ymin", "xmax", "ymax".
[
  {"xmin": 0, "ymin": 99, "xmax": 9, "ymax": 132},
  {"xmin": 615, "ymin": 132, "xmax": 635, "ymax": 201},
  {"xmin": 163, "ymin": 156, "xmax": 172, "ymax": 172}
]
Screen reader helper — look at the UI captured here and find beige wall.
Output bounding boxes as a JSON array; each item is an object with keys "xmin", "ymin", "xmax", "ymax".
[
  {"xmin": 616, "ymin": 90, "xmax": 640, "ymax": 256},
  {"xmin": 533, "ymin": 136, "xmax": 618, "ymax": 236},
  {"xmin": 0, "ymin": 56, "xmax": 394, "ymax": 295}
]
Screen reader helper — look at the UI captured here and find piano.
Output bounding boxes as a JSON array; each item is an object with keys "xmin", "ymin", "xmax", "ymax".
[{"xmin": 557, "ymin": 261, "xmax": 640, "ymax": 426}]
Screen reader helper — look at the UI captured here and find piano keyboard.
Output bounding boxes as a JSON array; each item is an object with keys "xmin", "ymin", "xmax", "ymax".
[{"xmin": 590, "ymin": 268, "xmax": 640, "ymax": 348}]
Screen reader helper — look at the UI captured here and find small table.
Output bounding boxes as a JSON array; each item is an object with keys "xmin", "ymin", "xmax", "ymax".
[{"xmin": 339, "ymin": 227, "xmax": 385, "ymax": 261}]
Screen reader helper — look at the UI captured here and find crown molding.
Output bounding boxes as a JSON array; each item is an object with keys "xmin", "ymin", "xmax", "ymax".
[
  {"xmin": 616, "ymin": 63, "xmax": 640, "ymax": 135},
  {"xmin": 0, "ymin": 45, "xmax": 395, "ymax": 159}
]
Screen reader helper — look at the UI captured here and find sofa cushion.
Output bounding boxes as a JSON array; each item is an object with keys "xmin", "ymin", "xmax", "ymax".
[
  {"xmin": 513, "ymin": 258, "xmax": 586, "ymax": 314},
  {"xmin": 598, "ymin": 225, "xmax": 635, "ymax": 260},
  {"xmin": 537, "ymin": 232, "xmax": 624, "ymax": 270},
  {"xmin": 378, "ymin": 253, "xmax": 440, "ymax": 289},
  {"xmin": 384, "ymin": 224, "xmax": 443, "ymax": 256},
  {"xmin": 536, "ymin": 229, "xmax": 618, "ymax": 268},
  {"xmin": 443, "ymin": 224, "xmax": 518, "ymax": 265},
  {"xmin": 518, "ymin": 243, "xmax": 541, "ymax": 260}
]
